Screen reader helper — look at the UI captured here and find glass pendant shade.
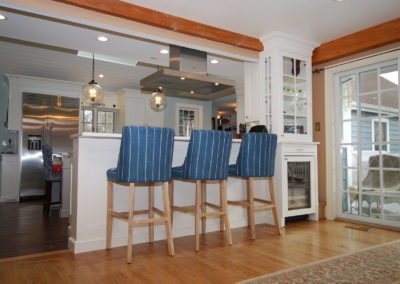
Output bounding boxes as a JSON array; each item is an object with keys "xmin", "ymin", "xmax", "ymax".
[
  {"xmin": 149, "ymin": 88, "xmax": 167, "ymax": 111},
  {"xmin": 82, "ymin": 53, "xmax": 104, "ymax": 104},
  {"xmin": 82, "ymin": 79, "xmax": 104, "ymax": 104}
]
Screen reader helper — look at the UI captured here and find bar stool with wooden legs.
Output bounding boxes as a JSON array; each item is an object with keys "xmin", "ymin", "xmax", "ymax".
[
  {"xmin": 228, "ymin": 133, "xmax": 281, "ymax": 239},
  {"xmin": 170, "ymin": 130, "xmax": 233, "ymax": 251},
  {"xmin": 106, "ymin": 126, "xmax": 175, "ymax": 263}
]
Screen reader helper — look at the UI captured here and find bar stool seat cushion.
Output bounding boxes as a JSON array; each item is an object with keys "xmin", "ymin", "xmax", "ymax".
[{"xmin": 42, "ymin": 144, "xmax": 62, "ymax": 182}]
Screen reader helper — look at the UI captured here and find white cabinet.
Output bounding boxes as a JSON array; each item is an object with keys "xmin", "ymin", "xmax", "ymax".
[
  {"xmin": 244, "ymin": 62, "xmax": 262, "ymax": 123},
  {"xmin": 117, "ymin": 89, "xmax": 164, "ymax": 132},
  {"xmin": 275, "ymin": 143, "xmax": 318, "ymax": 226},
  {"xmin": 260, "ymin": 33, "xmax": 319, "ymax": 224},
  {"xmin": 0, "ymin": 154, "xmax": 19, "ymax": 202},
  {"xmin": 263, "ymin": 51, "xmax": 314, "ymax": 141}
]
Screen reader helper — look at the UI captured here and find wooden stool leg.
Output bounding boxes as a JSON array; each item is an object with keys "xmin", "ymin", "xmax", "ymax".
[
  {"xmin": 247, "ymin": 177, "xmax": 256, "ymax": 240},
  {"xmin": 195, "ymin": 180, "xmax": 201, "ymax": 251},
  {"xmin": 221, "ymin": 180, "xmax": 232, "ymax": 245},
  {"xmin": 162, "ymin": 182, "xmax": 175, "ymax": 256},
  {"xmin": 149, "ymin": 184, "xmax": 154, "ymax": 243},
  {"xmin": 106, "ymin": 181, "xmax": 114, "ymax": 249},
  {"xmin": 246, "ymin": 179, "xmax": 251, "ymax": 228},
  {"xmin": 169, "ymin": 180, "xmax": 174, "ymax": 225},
  {"xmin": 219, "ymin": 183, "xmax": 224, "ymax": 231},
  {"xmin": 269, "ymin": 178, "xmax": 281, "ymax": 235},
  {"xmin": 127, "ymin": 183, "xmax": 135, "ymax": 264},
  {"xmin": 201, "ymin": 180, "xmax": 206, "ymax": 234}
]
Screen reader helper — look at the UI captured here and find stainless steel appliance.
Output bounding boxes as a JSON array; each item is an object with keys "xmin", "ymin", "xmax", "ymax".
[{"xmin": 20, "ymin": 93, "xmax": 79, "ymax": 198}]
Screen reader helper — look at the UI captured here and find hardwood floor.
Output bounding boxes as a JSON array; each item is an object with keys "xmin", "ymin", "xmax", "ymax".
[
  {"xmin": 0, "ymin": 219, "xmax": 399, "ymax": 283},
  {"xmin": 0, "ymin": 201, "xmax": 68, "ymax": 258}
]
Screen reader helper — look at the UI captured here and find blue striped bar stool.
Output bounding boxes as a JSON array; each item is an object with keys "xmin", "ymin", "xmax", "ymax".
[
  {"xmin": 42, "ymin": 144, "xmax": 62, "ymax": 215},
  {"xmin": 106, "ymin": 126, "xmax": 175, "ymax": 263},
  {"xmin": 170, "ymin": 130, "xmax": 233, "ymax": 251},
  {"xmin": 228, "ymin": 133, "xmax": 281, "ymax": 239}
]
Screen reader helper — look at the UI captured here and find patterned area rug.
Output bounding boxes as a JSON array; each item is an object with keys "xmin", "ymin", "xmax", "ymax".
[{"xmin": 238, "ymin": 239, "xmax": 400, "ymax": 284}]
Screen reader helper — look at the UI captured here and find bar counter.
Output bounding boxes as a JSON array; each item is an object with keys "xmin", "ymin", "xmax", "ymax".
[{"xmin": 69, "ymin": 133, "xmax": 275, "ymax": 253}]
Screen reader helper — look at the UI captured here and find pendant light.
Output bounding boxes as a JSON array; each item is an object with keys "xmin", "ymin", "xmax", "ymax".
[
  {"xmin": 149, "ymin": 87, "xmax": 167, "ymax": 111},
  {"xmin": 82, "ymin": 53, "xmax": 104, "ymax": 104}
]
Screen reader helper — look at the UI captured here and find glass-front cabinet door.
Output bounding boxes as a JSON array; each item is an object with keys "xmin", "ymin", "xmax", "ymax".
[
  {"xmin": 282, "ymin": 155, "xmax": 317, "ymax": 218},
  {"xmin": 282, "ymin": 56, "xmax": 308, "ymax": 137}
]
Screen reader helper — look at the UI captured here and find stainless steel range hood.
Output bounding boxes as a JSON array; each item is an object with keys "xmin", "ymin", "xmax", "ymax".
[{"xmin": 140, "ymin": 46, "xmax": 235, "ymax": 99}]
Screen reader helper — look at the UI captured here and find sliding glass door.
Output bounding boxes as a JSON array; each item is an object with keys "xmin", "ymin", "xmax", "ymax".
[{"xmin": 335, "ymin": 58, "xmax": 400, "ymax": 227}]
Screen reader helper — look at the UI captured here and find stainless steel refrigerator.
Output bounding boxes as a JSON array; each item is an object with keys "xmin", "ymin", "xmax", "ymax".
[{"xmin": 20, "ymin": 93, "xmax": 79, "ymax": 198}]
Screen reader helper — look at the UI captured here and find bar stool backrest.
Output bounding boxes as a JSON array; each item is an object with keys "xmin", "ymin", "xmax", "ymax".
[
  {"xmin": 234, "ymin": 133, "xmax": 277, "ymax": 178},
  {"xmin": 182, "ymin": 130, "xmax": 232, "ymax": 180},
  {"xmin": 42, "ymin": 144, "xmax": 61, "ymax": 182},
  {"xmin": 116, "ymin": 126, "xmax": 175, "ymax": 183}
]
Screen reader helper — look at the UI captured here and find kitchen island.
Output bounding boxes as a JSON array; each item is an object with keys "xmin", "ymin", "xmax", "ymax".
[{"xmin": 69, "ymin": 133, "xmax": 275, "ymax": 253}]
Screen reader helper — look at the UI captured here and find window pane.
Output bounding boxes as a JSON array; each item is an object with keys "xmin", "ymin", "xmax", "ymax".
[
  {"xmin": 359, "ymin": 69, "xmax": 377, "ymax": 93},
  {"xmin": 98, "ymin": 123, "xmax": 106, "ymax": 133},
  {"xmin": 342, "ymin": 168, "xmax": 358, "ymax": 190},
  {"xmin": 361, "ymin": 169, "xmax": 380, "ymax": 191},
  {"xmin": 106, "ymin": 111, "xmax": 113, "ymax": 123},
  {"xmin": 361, "ymin": 194, "xmax": 381, "ymax": 218},
  {"xmin": 342, "ymin": 192, "xmax": 358, "ymax": 216},
  {"xmin": 83, "ymin": 122, "xmax": 92, "ymax": 132},
  {"xmin": 381, "ymin": 90, "xmax": 399, "ymax": 113},
  {"xmin": 360, "ymin": 93, "xmax": 379, "ymax": 118},
  {"xmin": 98, "ymin": 111, "xmax": 105, "ymax": 123},
  {"xmin": 380, "ymin": 64, "xmax": 398, "ymax": 90},
  {"xmin": 360, "ymin": 119, "xmax": 374, "ymax": 143},
  {"xmin": 341, "ymin": 120, "xmax": 357, "ymax": 143},
  {"xmin": 83, "ymin": 110, "xmax": 93, "ymax": 122},
  {"xmin": 341, "ymin": 146, "xmax": 358, "ymax": 167},
  {"xmin": 106, "ymin": 124, "xmax": 113, "ymax": 133},
  {"xmin": 384, "ymin": 196, "xmax": 400, "ymax": 222}
]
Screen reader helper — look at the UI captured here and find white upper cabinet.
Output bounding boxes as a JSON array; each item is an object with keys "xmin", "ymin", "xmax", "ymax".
[{"xmin": 261, "ymin": 32, "xmax": 319, "ymax": 141}]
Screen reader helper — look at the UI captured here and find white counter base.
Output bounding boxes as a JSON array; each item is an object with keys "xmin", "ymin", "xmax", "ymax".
[{"xmin": 69, "ymin": 134, "xmax": 277, "ymax": 254}]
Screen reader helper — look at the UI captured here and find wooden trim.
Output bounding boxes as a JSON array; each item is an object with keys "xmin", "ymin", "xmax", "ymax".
[
  {"xmin": 52, "ymin": 0, "xmax": 264, "ymax": 52},
  {"xmin": 312, "ymin": 17, "xmax": 400, "ymax": 65}
]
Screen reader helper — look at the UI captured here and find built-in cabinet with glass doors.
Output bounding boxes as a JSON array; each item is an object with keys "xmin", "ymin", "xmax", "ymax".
[{"xmin": 261, "ymin": 34, "xmax": 319, "ymax": 226}]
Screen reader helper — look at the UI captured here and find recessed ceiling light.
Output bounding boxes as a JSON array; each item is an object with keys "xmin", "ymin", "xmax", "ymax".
[
  {"xmin": 158, "ymin": 86, "xmax": 163, "ymax": 90},
  {"xmin": 335, "ymin": 0, "xmax": 345, "ymax": 2},
  {"xmin": 215, "ymin": 82, "xmax": 219, "ymax": 86},
  {"xmin": 97, "ymin": 36, "xmax": 108, "ymax": 42},
  {"xmin": 190, "ymin": 91, "xmax": 195, "ymax": 94},
  {"xmin": 160, "ymin": 49, "xmax": 169, "ymax": 54},
  {"xmin": 180, "ymin": 77, "xmax": 185, "ymax": 80},
  {"xmin": 98, "ymin": 74, "xmax": 104, "ymax": 78},
  {"xmin": 210, "ymin": 59, "xmax": 219, "ymax": 64},
  {"xmin": 0, "ymin": 14, "xmax": 7, "ymax": 20}
]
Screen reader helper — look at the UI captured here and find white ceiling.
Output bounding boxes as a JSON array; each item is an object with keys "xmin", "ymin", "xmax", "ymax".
[
  {"xmin": 123, "ymin": 0, "xmax": 400, "ymax": 44},
  {"xmin": 0, "ymin": 0, "xmax": 399, "ymax": 109}
]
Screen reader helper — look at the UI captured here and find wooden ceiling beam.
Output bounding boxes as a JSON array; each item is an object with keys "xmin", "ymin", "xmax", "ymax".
[
  {"xmin": 52, "ymin": 0, "xmax": 264, "ymax": 52},
  {"xmin": 312, "ymin": 17, "xmax": 400, "ymax": 65}
]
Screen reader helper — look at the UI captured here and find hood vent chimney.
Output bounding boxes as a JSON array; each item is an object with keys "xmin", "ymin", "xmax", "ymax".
[{"xmin": 140, "ymin": 45, "xmax": 235, "ymax": 98}]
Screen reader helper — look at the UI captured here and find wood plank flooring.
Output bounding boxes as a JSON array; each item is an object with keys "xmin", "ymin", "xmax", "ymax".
[
  {"xmin": 0, "ymin": 201, "xmax": 68, "ymax": 258},
  {"xmin": 0, "ymin": 219, "xmax": 399, "ymax": 283}
]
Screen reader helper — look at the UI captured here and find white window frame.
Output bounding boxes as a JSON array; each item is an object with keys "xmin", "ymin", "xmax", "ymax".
[
  {"xmin": 324, "ymin": 49, "xmax": 400, "ymax": 221},
  {"xmin": 371, "ymin": 118, "xmax": 390, "ymax": 152},
  {"xmin": 175, "ymin": 103, "xmax": 203, "ymax": 135},
  {"xmin": 81, "ymin": 106, "xmax": 118, "ymax": 133}
]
